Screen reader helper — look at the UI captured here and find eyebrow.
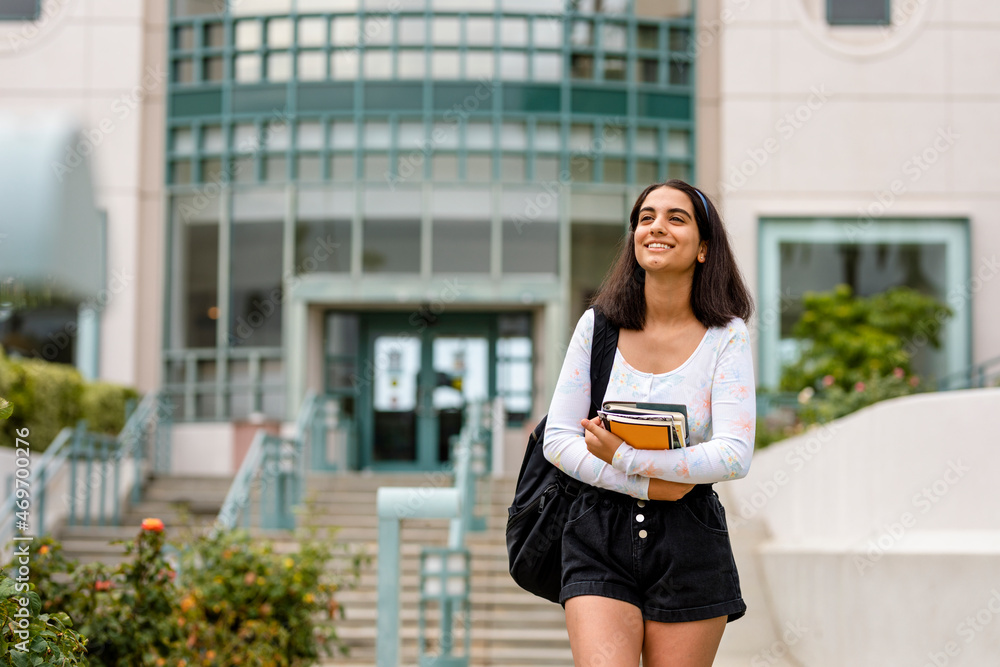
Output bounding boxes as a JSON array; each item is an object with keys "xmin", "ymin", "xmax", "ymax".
[{"xmin": 638, "ymin": 206, "xmax": 692, "ymax": 219}]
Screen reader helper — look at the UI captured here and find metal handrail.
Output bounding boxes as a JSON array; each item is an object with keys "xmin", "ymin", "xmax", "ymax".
[{"xmin": 936, "ymin": 355, "xmax": 1000, "ymax": 391}]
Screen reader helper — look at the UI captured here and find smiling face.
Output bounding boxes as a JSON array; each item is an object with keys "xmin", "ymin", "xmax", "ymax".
[{"xmin": 632, "ymin": 186, "xmax": 707, "ymax": 277}]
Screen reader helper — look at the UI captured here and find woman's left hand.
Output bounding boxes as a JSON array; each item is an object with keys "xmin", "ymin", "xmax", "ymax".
[{"xmin": 581, "ymin": 416, "xmax": 624, "ymax": 465}]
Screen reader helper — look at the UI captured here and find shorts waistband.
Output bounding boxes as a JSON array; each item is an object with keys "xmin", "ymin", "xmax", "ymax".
[{"xmin": 587, "ymin": 482, "xmax": 715, "ymax": 505}]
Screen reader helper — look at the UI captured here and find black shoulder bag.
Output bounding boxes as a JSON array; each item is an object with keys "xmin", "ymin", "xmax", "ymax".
[{"xmin": 505, "ymin": 306, "xmax": 619, "ymax": 603}]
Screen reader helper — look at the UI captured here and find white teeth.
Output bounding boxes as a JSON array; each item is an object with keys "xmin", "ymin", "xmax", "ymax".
[{"xmin": 647, "ymin": 243, "xmax": 671, "ymax": 249}]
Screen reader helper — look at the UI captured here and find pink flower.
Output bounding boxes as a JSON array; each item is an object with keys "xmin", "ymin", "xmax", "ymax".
[
  {"xmin": 893, "ymin": 367, "xmax": 905, "ymax": 379},
  {"xmin": 909, "ymin": 376, "xmax": 920, "ymax": 387},
  {"xmin": 854, "ymin": 381, "xmax": 866, "ymax": 392},
  {"xmin": 822, "ymin": 375, "xmax": 835, "ymax": 387}
]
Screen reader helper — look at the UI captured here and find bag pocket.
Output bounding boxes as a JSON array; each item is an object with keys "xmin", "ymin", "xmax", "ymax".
[{"xmin": 506, "ymin": 484, "xmax": 569, "ymax": 604}]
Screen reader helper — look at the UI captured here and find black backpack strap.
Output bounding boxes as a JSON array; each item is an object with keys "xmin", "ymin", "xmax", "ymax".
[{"xmin": 588, "ymin": 306, "xmax": 619, "ymax": 420}]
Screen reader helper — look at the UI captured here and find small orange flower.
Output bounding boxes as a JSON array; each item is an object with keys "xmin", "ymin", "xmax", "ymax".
[
  {"xmin": 94, "ymin": 580, "xmax": 113, "ymax": 591},
  {"xmin": 141, "ymin": 517, "xmax": 165, "ymax": 532},
  {"xmin": 38, "ymin": 545, "xmax": 50, "ymax": 555},
  {"xmin": 180, "ymin": 595, "xmax": 196, "ymax": 613}
]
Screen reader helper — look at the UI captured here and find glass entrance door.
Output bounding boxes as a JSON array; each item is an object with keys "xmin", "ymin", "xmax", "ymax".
[{"xmin": 361, "ymin": 313, "xmax": 494, "ymax": 470}]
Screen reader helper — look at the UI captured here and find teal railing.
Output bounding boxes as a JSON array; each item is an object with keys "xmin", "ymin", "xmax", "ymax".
[
  {"xmin": 0, "ymin": 391, "xmax": 171, "ymax": 559},
  {"xmin": 215, "ymin": 391, "xmax": 336, "ymax": 532},
  {"xmin": 937, "ymin": 355, "xmax": 1000, "ymax": 391},
  {"xmin": 376, "ymin": 401, "xmax": 491, "ymax": 667}
]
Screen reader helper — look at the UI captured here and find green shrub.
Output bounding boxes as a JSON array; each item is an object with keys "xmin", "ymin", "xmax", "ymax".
[
  {"xmin": 0, "ymin": 573, "xmax": 89, "ymax": 666},
  {"xmin": 80, "ymin": 382, "xmax": 140, "ymax": 436}
]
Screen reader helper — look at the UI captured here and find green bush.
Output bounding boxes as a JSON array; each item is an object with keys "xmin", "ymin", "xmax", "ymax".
[
  {"xmin": 779, "ymin": 284, "xmax": 950, "ymax": 394},
  {"xmin": 0, "ymin": 349, "xmax": 138, "ymax": 450},
  {"xmin": 1, "ymin": 573, "xmax": 89, "ymax": 666}
]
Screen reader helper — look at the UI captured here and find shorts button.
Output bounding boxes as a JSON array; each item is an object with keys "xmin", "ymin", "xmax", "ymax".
[
  {"xmin": 637, "ymin": 500, "xmax": 646, "ymax": 508},
  {"xmin": 636, "ymin": 514, "xmax": 645, "ymax": 523},
  {"xmin": 639, "ymin": 530, "xmax": 648, "ymax": 538}
]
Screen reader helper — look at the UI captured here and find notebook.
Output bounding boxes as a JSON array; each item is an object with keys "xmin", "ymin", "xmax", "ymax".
[{"xmin": 597, "ymin": 401, "xmax": 689, "ymax": 450}]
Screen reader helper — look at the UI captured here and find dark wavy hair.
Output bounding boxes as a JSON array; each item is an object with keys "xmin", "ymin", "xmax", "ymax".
[{"xmin": 591, "ymin": 180, "xmax": 754, "ymax": 331}]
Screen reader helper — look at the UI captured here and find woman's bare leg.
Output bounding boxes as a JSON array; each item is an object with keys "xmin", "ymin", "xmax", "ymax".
[
  {"xmin": 565, "ymin": 596, "xmax": 645, "ymax": 667},
  {"xmin": 640, "ymin": 615, "xmax": 727, "ymax": 667}
]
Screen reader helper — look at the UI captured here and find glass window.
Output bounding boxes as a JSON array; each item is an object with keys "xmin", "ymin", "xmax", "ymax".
[
  {"xmin": 501, "ymin": 122, "xmax": 527, "ymax": 151},
  {"xmin": 637, "ymin": 24, "xmax": 658, "ymax": 49},
  {"xmin": 265, "ymin": 156, "xmax": 287, "ymax": 181},
  {"xmin": 666, "ymin": 129, "xmax": 689, "ymax": 158},
  {"xmin": 500, "ymin": 52, "xmax": 527, "ymax": 80},
  {"xmin": 827, "ymin": 0, "xmax": 890, "ymax": 25},
  {"xmin": 433, "ymin": 154, "xmax": 458, "ymax": 180},
  {"xmin": 267, "ymin": 52, "xmax": 292, "ymax": 81},
  {"xmin": 204, "ymin": 22, "xmax": 226, "ymax": 48},
  {"xmin": 364, "ymin": 153, "xmax": 390, "ymax": 180},
  {"xmin": 399, "ymin": 17, "xmax": 425, "ymax": 45},
  {"xmin": 466, "ymin": 17, "xmax": 493, "ymax": 45},
  {"xmin": 230, "ymin": 222, "xmax": 284, "ymax": 347},
  {"xmin": 332, "ymin": 17, "xmax": 359, "ymax": 48},
  {"xmin": 298, "ymin": 122, "xmax": 324, "ymax": 150},
  {"xmin": 466, "ymin": 51, "xmax": 494, "ymax": 79},
  {"xmin": 396, "ymin": 153, "xmax": 425, "ymax": 182},
  {"xmin": 433, "ymin": 220, "xmax": 490, "ymax": 273},
  {"xmin": 297, "ymin": 155, "xmax": 323, "ymax": 180},
  {"xmin": 466, "ymin": 154, "xmax": 492, "ymax": 181},
  {"xmin": 431, "ymin": 122, "xmax": 459, "ymax": 149},
  {"xmin": 571, "ymin": 20, "xmax": 593, "ymax": 46},
  {"xmin": 398, "ymin": 50, "xmax": 425, "ymax": 78},
  {"xmin": 602, "ymin": 23, "xmax": 627, "ymax": 51},
  {"xmin": 235, "ymin": 20, "xmax": 262, "ymax": 50},
  {"xmin": 603, "ymin": 123, "xmax": 625, "ymax": 152},
  {"xmin": 364, "ymin": 15, "xmax": 393, "ymax": 46},
  {"xmin": 637, "ymin": 58, "xmax": 658, "ymax": 83},
  {"xmin": 174, "ymin": 25, "xmax": 195, "ymax": 50},
  {"xmin": 364, "ymin": 121, "xmax": 391, "ymax": 150},
  {"xmin": 533, "ymin": 53, "xmax": 562, "ymax": 81},
  {"xmin": 332, "ymin": 121, "xmax": 356, "ymax": 149},
  {"xmin": 364, "ymin": 50, "xmax": 392, "ymax": 79},
  {"xmin": 635, "ymin": 127, "xmax": 658, "ymax": 155},
  {"xmin": 233, "ymin": 123, "xmax": 260, "ymax": 153},
  {"xmin": 174, "ymin": 59, "xmax": 194, "ymax": 83},
  {"xmin": 264, "ymin": 119, "xmax": 290, "ymax": 150},
  {"xmin": 174, "ymin": 208, "xmax": 218, "ymax": 347},
  {"xmin": 432, "ymin": 51, "xmax": 460, "ymax": 78},
  {"xmin": 569, "ymin": 123, "xmax": 593, "ymax": 151},
  {"xmin": 235, "ymin": 54, "xmax": 262, "ymax": 82},
  {"xmin": 503, "ymin": 218, "xmax": 557, "ymax": 274},
  {"xmin": 497, "ymin": 324, "xmax": 533, "ymax": 424},
  {"xmin": 299, "ymin": 17, "xmax": 327, "ymax": 47},
  {"xmin": 501, "ymin": 155, "xmax": 525, "ymax": 182},
  {"xmin": 501, "ymin": 17, "xmax": 528, "ymax": 46},
  {"xmin": 201, "ymin": 158, "xmax": 223, "ymax": 182},
  {"xmin": 230, "ymin": 0, "xmax": 291, "ymax": 16},
  {"xmin": 636, "ymin": 159, "xmax": 658, "ymax": 184},
  {"xmin": 534, "ymin": 123, "xmax": 560, "ymax": 152},
  {"xmin": 331, "ymin": 50, "xmax": 359, "ymax": 79},
  {"xmin": 571, "ymin": 54, "xmax": 594, "ymax": 79},
  {"xmin": 300, "ymin": 0, "xmax": 357, "ymax": 8},
  {"xmin": 202, "ymin": 126, "xmax": 224, "ymax": 153},
  {"xmin": 203, "ymin": 57, "xmax": 224, "ymax": 81},
  {"xmin": 231, "ymin": 155, "xmax": 255, "ymax": 183},
  {"xmin": 172, "ymin": 127, "xmax": 195, "ymax": 155},
  {"xmin": 570, "ymin": 154, "xmax": 594, "ymax": 181},
  {"xmin": 669, "ymin": 26, "xmax": 690, "ymax": 52},
  {"xmin": 267, "ymin": 18, "xmax": 293, "ymax": 48},
  {"xmin": 466, "ymin": 121, "xmax": 493, "ymax": 150},
  {"xmin": 363, "ymin": 219, "xmax": 421, "ymax": 273},
  {"xmin": 668, "ymin": 162, "xmax": 690, "ymax": 180},
  {"xmin": 330, "ymin": 154, "xmax": 355, "ymax": 178},
  {"xmin": 603, "ymin": 158, "xmax": 626, "ymax": 183},
  {"xmin": 171, "ymin": 160, "xmax": 193, "ymax": 184},
  {"xmin": 669, "ymin": 60, "xmax": 691, "ymax": 86},
  {"xmin": 299, "ymin": 51, "xmax": 325, "ymax": 80},
  {"xmin": 398, "ymin": 121, "xmax": 424, "ymax": 149},
  {"xmin": 533, "ymin": 17, "xmax": 562, "ymax": 48},
  {"xmin": 604, "ymin": 56, "xmax": 626, "ymax": 81},
  {"xmin": 433, "ymin": 17, "xmax": 460, "ymax": 45},
  {"xmin": 295, "ymin": 220, "xmax": 352, "ymax": 273},
  {"xmin": 535, "ymin": 156, "xmax": 559, "ymax": 181}
]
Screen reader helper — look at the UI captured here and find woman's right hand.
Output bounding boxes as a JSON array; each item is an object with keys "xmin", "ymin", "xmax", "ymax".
[{"xmin": 646, "ymin": 478, "xmax": 696, "ymax": 501}]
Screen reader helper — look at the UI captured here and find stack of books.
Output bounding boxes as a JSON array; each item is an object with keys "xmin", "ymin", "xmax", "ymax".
[{"xmin": 598, "ymin": 401, "xmax": 689, "ymax": 450}]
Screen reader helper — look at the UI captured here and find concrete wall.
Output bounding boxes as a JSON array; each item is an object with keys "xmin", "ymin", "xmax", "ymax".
[
  {"xmin": 715, "ymin": 0, "xmax": 1000, "ymax": 370},
  {"xmin": 0, "ymin": 0, "xmax": 167, "ymax": 391},
  {"xmin": 720, "ymin": 388, "xmax": 1000, "ymax": 665}
]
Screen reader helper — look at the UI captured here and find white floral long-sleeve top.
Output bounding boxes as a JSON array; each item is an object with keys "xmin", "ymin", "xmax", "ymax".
[{"xmin": 542, "ymin": 308, "xmax": 756, "ymax": 500}]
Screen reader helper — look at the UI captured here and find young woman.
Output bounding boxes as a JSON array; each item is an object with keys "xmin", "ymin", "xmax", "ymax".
[{"xmin": 543, "ymin": 180, "xmax": 755, "ymax": 667}]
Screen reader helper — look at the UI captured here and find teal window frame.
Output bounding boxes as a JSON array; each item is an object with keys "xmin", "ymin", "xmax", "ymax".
[
  {"xmin": 0, "ymin": 0, "xmax": 39, "ymax": 21},
  {"xmin": 826, "ymin": 0, "xmax": 892, "ymax": 26},
  {"xmin": 757, "ymin": 217, "xmax": 971, "ymax": 390}
]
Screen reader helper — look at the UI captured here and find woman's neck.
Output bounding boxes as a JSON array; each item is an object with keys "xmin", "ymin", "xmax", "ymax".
[{"xmin": 643, "ymin": 270, "xmax": 697, "ymax": 328}]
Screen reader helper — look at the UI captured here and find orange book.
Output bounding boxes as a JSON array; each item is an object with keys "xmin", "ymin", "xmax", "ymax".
[{"xmin": 598, "ymin": 402, "xmax": 689, "ymax": 450}]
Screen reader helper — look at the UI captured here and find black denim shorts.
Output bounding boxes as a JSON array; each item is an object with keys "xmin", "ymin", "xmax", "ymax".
[{"xmin": 559, "ymin": 484, "xmax": 746, "ymax": 624}]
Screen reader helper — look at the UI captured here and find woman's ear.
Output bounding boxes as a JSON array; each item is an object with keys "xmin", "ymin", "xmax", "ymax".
[{"xmin": 698, "ymin": 241, "xmax": 708, "ymax": 263}]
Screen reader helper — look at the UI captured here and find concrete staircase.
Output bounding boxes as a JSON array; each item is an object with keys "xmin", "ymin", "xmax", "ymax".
[{"xmin": 54, "ymin": 472, "xmax": 786, "ymax": 666}]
